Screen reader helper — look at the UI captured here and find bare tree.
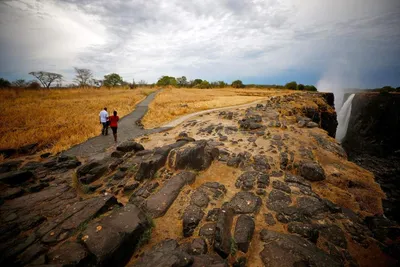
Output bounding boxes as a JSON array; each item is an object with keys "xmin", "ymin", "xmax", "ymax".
[
  {"xmin": 29, "ymin": 71, "xmax": 63, "ymax": 88},
  {"xmin": 73, "ymin": 67, "xmax": 93, "ymax": 87},
  {"xmin": 138, "ymin": 80, "xmax": 147, "ymax": 86},
  {"xmin": 12, "ymin": 79, "xmax": 28, "ymax": 87}
]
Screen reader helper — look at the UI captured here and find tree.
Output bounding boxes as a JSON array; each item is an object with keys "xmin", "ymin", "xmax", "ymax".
[
  {"xmin": 27, "ymin": 81, "xmax": 41, "ymax": 89},
  {"xmin": 157, "ymin": 76, "xmax": 177, "ymax": 86},
  {"xmin": 0, "ymin": 78, "xmax": 11, "ymax": 88},
  {"xmin": 12, "ymin": 79, "xmax": 28, "ymax": 87},
  {"xmin": 130, "ymin": 79, "xmax": 137, "ymax": 89},
  {"xmin": 297, "ymin": 84, "xmax": 305, "ymax": 91},
  {"xmin": 176, "ymin": 76, "xmax": 188, "ymax": 87},
  {"xmin": 29, "ymin": 71, "xmax": 63, "ymax": 88},
  {"xmin": 231, "ymin": 80, "xmax": 245, "ymax": 88},
  {"xmin": 103, "ymin": 73, "xmax": 123, "ymax": 87},
  {"xmin": 74, "ymin": 67, "xmax": 93, "ymax": 87},
  {"xmin": 285, "ymin": 81, "xmax": 297, "ymax": 90},
  {"xmin": 304, "ymin": 85, "xmax": 317, "ymax": 91},
  {"xmin": 197, "ymin": 80, "xmax": 211, "ymax": 89},
  {"xmin": 218, "ymin": 81, "xmax": 227, "ymax": 88},
  {"xmin": 191, "ymin": 79, "xmax": 203, "ymax": 87}
]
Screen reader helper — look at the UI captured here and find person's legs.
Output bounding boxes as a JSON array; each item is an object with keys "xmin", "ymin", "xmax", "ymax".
[
  {"xmin": 101, "ymin": 122, "xmax": 107, "ymax": 135},
  {"xmin": 105, "ymin": 122, "xmax": 109, "ymax": 135},
  {"xmin": 111, "ymin": 127, "xmax": 118, "ymax": 142}
]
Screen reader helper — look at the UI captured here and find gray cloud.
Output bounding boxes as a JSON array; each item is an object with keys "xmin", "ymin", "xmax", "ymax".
[{"xmin": 0, "ymin": 0, "xmax": 399, "ymax": 87}]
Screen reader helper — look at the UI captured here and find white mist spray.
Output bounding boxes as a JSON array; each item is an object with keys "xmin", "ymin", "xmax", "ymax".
[{"xmin": 336, "ymin": 94, "xmax": 355, "ymax": 142}]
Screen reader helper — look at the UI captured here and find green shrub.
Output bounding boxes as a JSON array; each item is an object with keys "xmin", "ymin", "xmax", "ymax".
[{"xmin": 231, "ymin": 80, "xmax": 245, "ymax": 88}]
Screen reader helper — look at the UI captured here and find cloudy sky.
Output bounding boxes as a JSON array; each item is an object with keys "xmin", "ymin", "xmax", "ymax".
[{"xmin": 0, "ymin": 0, "xmax": 399, "ymax": 89}]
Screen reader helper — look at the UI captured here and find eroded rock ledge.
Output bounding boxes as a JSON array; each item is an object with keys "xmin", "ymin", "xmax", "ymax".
[{"xmin": 0, "ymin": 92, "xmax": 398, "ymax": 267}]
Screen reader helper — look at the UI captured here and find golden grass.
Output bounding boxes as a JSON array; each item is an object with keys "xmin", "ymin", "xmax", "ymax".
[
  {"xmin": 0, "ymin": 87, "xmax": 156, "ymax": 154},
  {"xmin": 142, "ymin": 87, "xmax": 291, "ymax": 128}
]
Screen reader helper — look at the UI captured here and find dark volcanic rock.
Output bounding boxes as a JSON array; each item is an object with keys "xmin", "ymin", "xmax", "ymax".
[
  {"xmin": 259, "ymin": 229, "xmax": 341, "ymax": 267},
  {"xmin": 214, "ymin": 208, "xmax": 234, "ymax": 258},
  {"xmin": 111, "ymin": 150, "xmax": 126, "ymax": 158},
  {"xmin": 239, "ymin": 116, "xmax": 264, "ymax": 130},
  {"xmin": 228, "ymin": 191, "xmax": 261, "ymax": 214},
  {"xmin": 81, "ymin": 204, "xmax": 149, "ymax": 267},
  {"xmin": 299, "ymin": 161, "xmax": 326, "ymax": 181},
  {"xmin": 234, "ymin": 215, "xmax": 255, "ymax": 253},
  {"xmin": 272, "ymin": 180, "xmax": 291, "ymax": 193},
  {"xmin": 199, "ymin": 223, "xmax": 216, "ymax": 242},
  {"xmin": 145, "ymin": 171, "xmax": 196, "ymax": 218},
  {"xmin": 319, "ymin": 225, "xmax": 347, "ymax": 249},
  {"xmin": 235, "ymin": 171, "xmax": 269, "ymax": 190},
  {"xmin": 296, "ymin": 196, "xmax": 327, "ymax": 217},
  {"xmin": 134, "ymin": 239, "xmax": 193, "ymax": 267},
  {"xmin": 47, "ymin": 241, "xmax": 91, "ymax": 266},
  {"xmin": 0, "ymin": 160, "xmax": 22, "ymax": 173},
  {"xmin": 1, "ymin": 187, "xmax": 24, "ymax": 199},
  {"xmin": 168, "ymin": 140, "xmax": 219, "ymax": 171},
  {"xmin": 264, "ymin": 213, "xmax": 276, "ymax": 226},
  {"xmin": 183, "ymin": 205, "xmax": 204, "ymax": 237},
  {"xmin": 266, "ymin": 189, "xmax": 292, "ymax": 212},
  {"xmin": 188, "ymin": 238, "xmax": 208, "ymax": 255},
  {"xmin": 0, "ymin": 170, "xmax": 34, "ymax": 185},
  {"xmin": 288, "ymin": 222, "xmax": 320, "ymax": 243},
  {"xmin": 116, "ymin": 141, "xmax": 144, "ymax": 153},
  {"xmin": 190, "ymin": 189, "xmax": 210, "ymax": 208}
]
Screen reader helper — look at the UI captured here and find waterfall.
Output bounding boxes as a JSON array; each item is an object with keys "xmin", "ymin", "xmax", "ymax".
[{"xmin": 336, "ymin": 94, "xmax": 355, "ymax": 142}]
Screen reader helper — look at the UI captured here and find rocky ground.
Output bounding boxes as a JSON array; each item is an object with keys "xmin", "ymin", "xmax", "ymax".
[{"xmin": 0, "ymin": 92, "xmax": 398, "ymax": 267}]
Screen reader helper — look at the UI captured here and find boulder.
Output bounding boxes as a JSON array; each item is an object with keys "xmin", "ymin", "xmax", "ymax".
[
  {"xmin": 299, "ymin": 161, "xmax": 326, "ymax": 181},
  {"xmin": 296, "ymin": 196, "xmax": 327, "ymax": 217},
  {"xmin": 288, "ymin": 222, "xmax": 320, "ymax": 243},
  {"xmin": 234, "ymin": 215, "xmax": 255, "ymax": 253},
  {"xmin": 227, "ymin": 192, "xmax": 261, "ymax": 214},
  {"xmin": 199, "ymin": 223, "xmax": 216, "ymax": 242},
  {"xmin": 168, "ymin": 140, "xmax": 219, "ymax": 171},
  {"xmin": 0, "ymin": 170, "xmax": 34, "ymax": 185},
  {"xmin": 190, "ymin": 189, "xmax": 210, "ymax": 208},
  {"xmin": 264, "ymin": 213, "xmax": 276, "ymax": 226},
  {"xmin": 47, "ymin": 242, "xmax": 91, "ymax": 266},
  {"xmin": 81, "ymin": 204, "xmax": 149, "ymax": 266},
  {"xmin": 0, "ymin": 160, "xmax": 22, "ymax": 173},
  {"xmin": 145, "ymin": 171, "xmax": 196, "ymax": 218},
  {"xmin": 259, "ymin": 229, "xmax": 341, "ymax": 267},
  {"xmin": 235, "ymin": 171, "xmax": 268, "ymax": 191},
  {"xmin": 182, "ymin": 205, "xmax": 204, "ymax": 237},
  {"xmin": 116, "ymin": 141, "xmax": 144, "ymax": 153},
  {"xmin": 188, "ymin": 238, "xmax": 208, "ymax": 255},
  {"xmin": 111, "ymin": 151, "xmax": 126, "ymax": 158},
  {"xmin": 266, "ymin": 189, "xmax": 292, "ymax": 212},
  {"xmin": 319, "ymin": 225, "xmax": 347, "ymax": 249},
  {"xmin": 272, "ymin": 180, "xmax": 291, "ymax": 193},
  {"xmin": 306, "ymin": 121, "xmax": 319, "ymax": 128},
  {"xmin": 134, "ymin": 239, "xmax": 193, "ymax": 267},
  {"xmin": 214, "ymin": 208, "xmax": 234, "ymax": 258}
]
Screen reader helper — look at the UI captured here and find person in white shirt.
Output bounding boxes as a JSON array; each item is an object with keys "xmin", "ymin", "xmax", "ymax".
[{"xmin": 99, "ymin": 107, "xmax": 109, "ymax": 135}]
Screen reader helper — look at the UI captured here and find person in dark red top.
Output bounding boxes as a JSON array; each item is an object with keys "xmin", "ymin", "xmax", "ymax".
[{"xmin": 108, "ymin": 110, "xmax": 119, "ymax": 142}]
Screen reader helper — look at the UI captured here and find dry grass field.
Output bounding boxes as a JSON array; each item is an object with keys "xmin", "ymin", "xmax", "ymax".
[
  {"xmin": 142, "ymin": 87, "xmax": 291, "ymax": 128},
  {"xmin": 0, "ymin": 87, "xmax": 156, "ymax": 155}
]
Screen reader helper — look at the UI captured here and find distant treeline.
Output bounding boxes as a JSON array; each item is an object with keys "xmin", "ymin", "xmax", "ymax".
[
  {"xmin": 371, "ymin": 86, "xmax": 400, "ymax": 93},
  {"xmin": 0, "ymin": 68, "xmax": 318, "ymax": 91}
]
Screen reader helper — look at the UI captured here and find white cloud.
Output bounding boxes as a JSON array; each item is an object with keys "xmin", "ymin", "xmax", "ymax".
[{"xmin": 0, "ymin": 0, "xmax": 399, "ymax": 86}]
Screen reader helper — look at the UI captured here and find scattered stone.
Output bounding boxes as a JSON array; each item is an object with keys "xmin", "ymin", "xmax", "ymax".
[
  {"xmin": 47, "ymin": 241, "xmax": 90, "ymax": 266},
  {"xmin": 307, "ymin": 121, "xmax": 319, "ymax": 128},
  {"xmin": 234, "ymin": 215, "xmax": 255, "ymax": 253},
  {"xmin": 288, "ymin": 222, "xmax": 320, "ymax": 243},
  {"xmin": 145, "ymin": 171, "xmax": 196, "ymax": 218},
  {"xmin": 183, "ymin": 205, "xmax": 204, "ymax": 237},
  {"xmin": 299, "ymin": 161, "xmax": 326, "ymax": 181},
  {"xmin": 252, "ymin": 155, "xmax": 271, "ymax": 172},
  {"xmin": 266, "ymin": 189, "xmax": 292, "ymax": 212},
  {"xmin": 264, "ymin": 213, "xmax": 276, "ymax": 226},
  {"xmin": 111, "ymin": 150, "xmax": 126, "ymax": 158},
  {"xmin": 296, "ymin": 196, "xmax": 327, "ymax": 217},
  {"xmin": 168, "ymin": 140, "xmax": 219, "ymax": 171},
  {"xmin": 206, "ymin": 208, "xmax": 221, "ymax": 222},
  {"xmin": 1, "ymin": 187, "xmax": 24, "ymax": 200},
  {"xmin": 227, "ymin": 191, "xmax": 261, "ymax": 214},
  {"xmin": 0, "ymin": 160, "xmax": 22, "ymax": 173},
  {"xmin": 199, "ymin": 223, "xmax": 216, "ymax": 242},
  {"xmin": 189, "ymin": 238, "xmax": 208, "ymax": 255},
  {"xmin": 81, "ymin": 204, "xmax": 149, "ymax": 266},
  {"xmin": 0, "ymin": 170, "xmax": 34, "ymax": 185},
  {"xmin": 116, "ymin": 141, "xmax": 144, "ymax": 153},
  {"xmin": 214, "ymin": 208, "xmax": 234, "ymax": 258},
  {"xmin": 284, "ymin": 173, "xmax": 311, "ymax": 187},
  {"xmin": 190, "ymin": 189, "xmax": 210, "ymax": 208},
  {"xmin": 134, "ymin": 239, "xmax": 193, "ymax": 267},
  {"xmin": 259, "ymin": 229, "xmax": 341, "ymax": 267},
  {"xmin": 272, "ymin": 180, "xmax": 291, "ymax": 193},
  {"xmin": 319, "ymin": 225, "xmax": 347, "ymax": 249}
]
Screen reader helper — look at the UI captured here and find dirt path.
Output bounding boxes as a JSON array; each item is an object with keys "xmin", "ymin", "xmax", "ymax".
[{"xmin": 63, "ymin": 90, "xmax": 169, "ymax": 159}]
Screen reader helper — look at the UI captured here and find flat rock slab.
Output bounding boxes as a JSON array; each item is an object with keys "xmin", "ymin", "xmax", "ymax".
[
  {"xmin": 47, "ymin": 241, "xmax": 91, "ymax": 266},
  {"xmin": 81, "ymin": 204, "xmax": 149, "ymax": 266},
  {"xmin": 145, "ymin": 171, "xmax": 196, "ymax": 218},
  {"xmin": 0, "ymin": 170, "xmax": 34, "ymax": 185},
  {"xmin": 260, "ymin": 229, "xmax": 341, "ymax": 267},
  {"xmin": 133, "ymin": 239, "xmax": 193, "ymax": 267},
  {"xmin": 234, "ymin": 215, "xmax": 255, "ymax": 253},
  {"xmin": 227, "ymin": 191, "xmax": 262, "ymax": 214}
]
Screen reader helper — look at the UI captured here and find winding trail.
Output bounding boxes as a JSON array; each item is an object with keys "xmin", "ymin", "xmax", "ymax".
[
  {"xmin": 64, "ymin": 90, "xmax": 169, "ymax": 159},
  {"xmin": 64, "ymin": 91, "xmax": 275, "ymax": 159}
]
